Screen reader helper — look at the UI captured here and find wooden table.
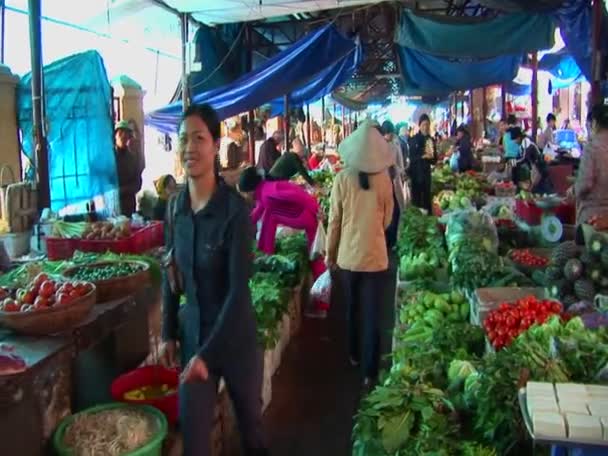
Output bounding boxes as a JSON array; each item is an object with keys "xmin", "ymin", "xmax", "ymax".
[{"xmin": 0, "ymin": 287, "xmax": 154, "ymax": 456}]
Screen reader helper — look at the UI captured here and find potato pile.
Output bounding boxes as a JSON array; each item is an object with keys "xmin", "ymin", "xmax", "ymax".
[{"xmin": 82, "ymin": 222, "xmax": 131, "ymax": 240}]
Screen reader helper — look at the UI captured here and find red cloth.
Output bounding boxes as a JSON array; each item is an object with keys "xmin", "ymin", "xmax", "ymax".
[{"xmin": 308, "ymin": 154, "xmax": 322, "ymax": 170}]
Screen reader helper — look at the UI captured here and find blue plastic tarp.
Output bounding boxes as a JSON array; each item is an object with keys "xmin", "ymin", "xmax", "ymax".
[
  {"xmin": 397, "ymin": 47, "xmax": 522, "ymax": 94},
  {"xmin": 268, "ymin": 43, "xmax": 363, "ymax": 116},
  {"xmin": 394, "ymin": 9, "xmax": 555, "ymax": 58},
  {"xmin": 552, "ymin": 0, "xmax": 607, "ymax": 81},
  {"xmin": 17, "ymin": 50, "xmax": 118, "ymax": 212},
  {"xmin": 146, "ymin": 25, "xmax": 357, "ymax": 133}
]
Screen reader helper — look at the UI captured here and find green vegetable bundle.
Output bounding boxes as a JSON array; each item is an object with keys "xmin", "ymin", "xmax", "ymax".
[
  {"xmin": 250, "ymin": 274, "xmax": 290, "ymax": 348},
  {"xmin": 448, "ymin": 241, "xmax": 504, "ymax": 292}
]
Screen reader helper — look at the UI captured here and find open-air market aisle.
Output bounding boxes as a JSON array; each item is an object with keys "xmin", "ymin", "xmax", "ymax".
[{"xmin": 263, "ymin": 257, "xmax": 397, "ymax": 456}]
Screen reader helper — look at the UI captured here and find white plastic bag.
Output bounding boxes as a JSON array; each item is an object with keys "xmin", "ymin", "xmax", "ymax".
[
  {"xmin": 311, "ymin": 270, "xmax": 332, "ymax": 303},
  {"xmin": 310, "ymin": 223, "xmax": 326, "ymax": 260}
]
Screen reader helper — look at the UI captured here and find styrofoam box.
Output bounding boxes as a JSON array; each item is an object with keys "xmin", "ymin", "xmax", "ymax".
[
  {"xmin": 556, "ymin": 383, "xmax": 588, "ymax": 397},
  {"xmin": 587, "ymin": 402, "xmax": 608, "ymax": 418},
  {"xmin": 601, "ymin": 417, "xmax": 608, "ymax": 440},
  {"xmin": 566, "ymin": 414, "xmax": 603, "ymax": 440},
  {"xmin": 558, "ymin": 401, "xmax": 590, "ymax": 415},
  {"xmin": 527, "ymin": 382, "xmax": 556, "ymax": 397},
  {"xmin": 533, "ymin": 412, "xmax": 567, "ymax": 438},
  {"xmin": 586, "ymin": 385, "xmax": 608, "ymax": 399}
]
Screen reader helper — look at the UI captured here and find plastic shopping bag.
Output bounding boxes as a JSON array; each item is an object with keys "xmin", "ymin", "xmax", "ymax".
[
  {"xmin": 310, "ymin": 223, "xmax": 326, "ymax": 260},
  {"xmin": 310, "ymin": 270, "xmax": 332, "ymax": 303}
]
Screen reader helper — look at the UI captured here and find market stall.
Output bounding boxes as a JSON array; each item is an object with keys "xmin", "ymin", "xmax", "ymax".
[{"xmin": 351, "ymin": 162, "xmax": 608, "ymax": 455}]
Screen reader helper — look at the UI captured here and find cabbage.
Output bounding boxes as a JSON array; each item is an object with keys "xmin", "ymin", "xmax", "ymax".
[{"xmin": 448, "ymin": 359, "xmax": 477, "ymax": 384}]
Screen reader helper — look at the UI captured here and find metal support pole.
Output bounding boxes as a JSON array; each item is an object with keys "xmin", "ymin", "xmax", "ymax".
[
  {"xmin": 246, "ymin": 24, "xmax": 255, "ymax": 164},
  {"xmin": 1, "ymin": 0, "xmax": 5, "ymax": 64},
  {"xmin": 180, "ymin": 13, "xmax": 189, "ymax": 111},
  {"xmin": 531, "ymin": 52, "xmax": 539, "ymax": 142},
  {"xmin": 341, "ymin": 106, "xmax": 345, "ymax": 142},
  {"xmin": 321, "ymin": 96, "xmax": 326, "ymax": 147},
  {"xmin": 591, "ymin": 0, "xmax": 603, "ymax": 105},
  {"xmin": 501, "ymin": 84, "xmax": 508, "ymax": 119},
  {"xmin": 28, "ymin": 0, "xmax": 49, "ymax": 211},
  {"xmin": 283, "ymin": 95, "xmax": 290, "ymax": 151},
  {"xmin": 482, "ymin": 87, "xmax": 488, "ymax": 139},
  {"xmin": 306, "ymin": 103, "xmax": 312, "ymax": 148}
]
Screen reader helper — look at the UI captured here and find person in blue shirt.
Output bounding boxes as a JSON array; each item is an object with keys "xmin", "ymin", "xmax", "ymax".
[{"xmin": 503, "ymin": 114, "xmax": 521, "ymax": 160}]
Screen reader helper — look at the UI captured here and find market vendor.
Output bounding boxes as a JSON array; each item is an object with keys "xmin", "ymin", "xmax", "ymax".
[
  {"xmin": 572, "ymin": 104, "xmax": 608, "ymax": 224},
  {"xmin": 239, "ymin": 166, "xmax": 328, "ymax": 314},
  {"xmin": 152, "ymin": 174, "xmax": 177, "ymax": 221},
  {"xmin": 114, "ymin": 120, "xmax": 144, "ymax": 217},
  {"xmin": 408, "ymin": 114, "xmax": 436, "ymax": 212},
  {"xmin": 454, "ymin": 125, "xmax": 473, "ymax": 172},
  {"xmin": 159, "ymin": 104, "xmax": 268, "ymax": 455},
  {"xmin": 308, "ymin": 143, "xmax": 325, "ymax": 170},
  {"xmin": 257, "ymin": 130, "xmax": 284, "ymax": 173},
  {"xmin": 503, "ymin": 114, "xmax": 520, "ymax": 160},
  {"xmin": 511, "ymin": 127, "xmax": 553, "ymax": 194},
  {"xmin": 538, "ymin": 113, "xmax": 557, "ymax": 150},
  {"xmin": 268, "ymin": 138, "xmax": 315, "ymax": 186}
]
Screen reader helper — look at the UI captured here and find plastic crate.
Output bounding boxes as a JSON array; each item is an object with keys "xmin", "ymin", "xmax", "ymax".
[
  {"xmin": 515, "ymin": 199, "xmax": 544, "ymax": 225},
  {"xmin": 78, "ymin": 222, "xmax": 165, "ymax": 255},
  {"xmin": 45, "ymin": 237, "xmax": 77, "ymax": 260}
]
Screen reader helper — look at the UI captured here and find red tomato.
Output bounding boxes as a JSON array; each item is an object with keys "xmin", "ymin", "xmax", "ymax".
[
  {"xmin": 56, "ymin": 293, "xmax": 73, "ymax": 306},
  {"xmin": 20, "ymin": 304, "xmax": 34, "ymax": 312},
  {"xmin": 33, "ymin": 296, "xmax": 50, "ymax": 309},
  {"xmin": 33, "ymin": 273, "xmax": 49, "ymax": 288},
  {"xmin": 1, "ymin": 298, "xmax": 20, "ymax": 312},
  {"xmin": 39, "ymin": 280, "xmax": 56, "ymax": 298}
]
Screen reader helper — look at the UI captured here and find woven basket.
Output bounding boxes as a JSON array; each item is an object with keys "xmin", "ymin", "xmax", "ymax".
[
  {"xmin": 62, "ymin": 260, "xmax": 150, "ymax": 304},
  {"xmin": 0, "ymin": 285, "xmax": 96, "ymax": 335}
]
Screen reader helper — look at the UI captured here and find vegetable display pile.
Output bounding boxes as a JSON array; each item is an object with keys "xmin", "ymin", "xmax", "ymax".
[
  {"xmin": 483, "ymin": 296, "xmax": 566, "ymax": 350},
  {"xmin": 434, "ymin": 190, "xmax": 475, "ymax": 212},
  {"xmin": 432, "ymin": 165, "xmax": 457, "ymax": 196},
  {"xmin": 123, "ymin": 384, "xmax": 176, "ymax": 401},
  {"xmin": 398, "ymin": 290, "xmax": 469, "ymax": 327},
  {"xmin": 397, "ymin": 207, "xmax": 447, "ymax": 282},
  {"xmin": 0, "ymin": 273, "xmax": 93, "ymax": 312},
  {"xmin": 68, "ymin": 262, "xmax": 144, "ymax": 282},
  {"xmin": 63, "ymin": 408, "xmax": 157, "ymax": 456},
  {"xmin": 510, "ymin": 249, "xmax": 549, "ymax": 268},
  {"xmin": 81, "ymin": 221, "xmax": 132, "ymax": 240}
]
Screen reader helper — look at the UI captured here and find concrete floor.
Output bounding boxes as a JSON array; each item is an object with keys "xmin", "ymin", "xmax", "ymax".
[{"xmin": 263, "ymin": 258, "xmax": 397, "ymax": 456}]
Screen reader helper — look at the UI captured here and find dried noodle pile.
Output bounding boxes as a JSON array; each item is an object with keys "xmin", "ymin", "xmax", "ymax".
[{"xmin": 63, "ymin": 408, "xmax": 155, "ymax": 456}]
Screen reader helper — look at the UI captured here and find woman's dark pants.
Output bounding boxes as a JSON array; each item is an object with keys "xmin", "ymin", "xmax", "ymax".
[
  {"xmin": 341, "ymin": 269, "xmax": 385, "ymax": 379},
  {"xmin": 179, "ymin": 346, "xmax": 267, "ymax": 456}
]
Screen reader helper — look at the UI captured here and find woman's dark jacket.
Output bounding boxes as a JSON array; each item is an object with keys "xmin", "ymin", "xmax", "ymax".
[
  {"xmin": 457, "ymin": 136, "xmax": 473, "ymax": 172},
  {"xmin": 161, "ymin": 181, "xmax": 257, "ymax": 369}
]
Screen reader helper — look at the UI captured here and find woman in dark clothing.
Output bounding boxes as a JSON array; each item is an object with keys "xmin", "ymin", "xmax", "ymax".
[
  {"xmin": 511, "ymin": 127, "xmax": 553, "ymax": 194},
  {"xmin": 408, "ymin": 114, "xmax": 437, "ymax": 212},
  {"xmin": 159, "ymin": 104, "xmax": 268, "ymax": 456},
  {"xmin": 455, "ymin": 125, "xmax": 473, "ymax": 172}
]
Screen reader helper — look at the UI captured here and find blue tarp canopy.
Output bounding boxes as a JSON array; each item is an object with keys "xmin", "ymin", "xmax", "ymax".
[
  {"xmin": 397, "ymin": 47, "xmax": 522, "ymax": 95},
  {"xmin": 18, "ymin": 50, "xmax": 118, "ymax": 212},
  {"xmin": 146, "ymin": 25, "xmax": 358, "ymax": 133},
  {"xmin": 553, "ymin": 0, "xmax": 608, "ymax": 81},
  {"xmin": 394, "ymin": 9, "xmax": 555, "ymax": 59},
  {"xmin": 268, "ymin": 41, "xmax": 363, "ymax": 116}
]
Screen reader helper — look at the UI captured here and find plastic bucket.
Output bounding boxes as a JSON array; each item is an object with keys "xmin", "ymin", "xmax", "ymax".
[
  {"xmin": 111, "ymin": 365, "xmax": 179, "ymax": 425},
  {"xmin": 53, "ymin": 403, "xmax": 167, "ymax": 456}
]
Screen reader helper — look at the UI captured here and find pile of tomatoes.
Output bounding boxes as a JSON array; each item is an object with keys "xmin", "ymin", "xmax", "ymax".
[
  {"xmin": 496, "ymin": 181, "xmax": 515, "ymax": 189},
  {"xmin": 510, "ymin": 249, "xmax": 549, "ymax": 267},
  {"xmin": 0, "ymin": 273, "xmax": 93, "ymax": 313},
  {"xmin": 483, "ymin": 296, "xmax": 569, "ymax": 350}
]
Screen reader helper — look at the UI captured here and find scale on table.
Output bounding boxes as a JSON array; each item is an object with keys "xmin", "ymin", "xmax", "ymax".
[{"xmin": 534, "ymin": 196, "xmax": 564, "ymax": 244}]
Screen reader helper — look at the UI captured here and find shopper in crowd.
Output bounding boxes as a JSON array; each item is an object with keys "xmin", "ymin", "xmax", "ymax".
[
  {"xmin": 562, "ymin": 118, "xmax": 571, "ymax": 130},
  {"xmin": 510, "ymin": 127, "xmax": 553, "ymax": 194},
  {"xmin": 408, "ymin": 114, "xmax": 436, "ymax": 212},
  {"xmin": 326, "ymin": 121, "xmax": 395, "ymax": 388},
  {"xmin": 153, "ymin": 174, "xmax": 177, "ymax": 221},
  {"xmin": 538, "ymin": 113, "xmax": 557, "ymax": 150},
  {"xmin": 257, "ymin": 130, "xmax": 284, "ymax": 173},
  {"xmin": 159, "ymin": 104, "xmax": 268, "ymax": 456},
  {"xmin": 114, "ymin": 120, "xmax": 144, "ymax": 217},
  {"xmin": 497, "ymin": 118, "xmax": 508, "ymax": 149},
  {"xmin": 382, "ymin": 120, "xmax": 407, "ymax": 176},
  {"xmin": 503, "ymin": 114, "xmax": 521, "ymax": 161},
  {"xmin": 254, "ymin": 126, "xmax": 266, "ymax": 165},
  {"xmin": 239, "ymin": 167, "xmax": 328, "ymax": 314},
  {"xmin": 455, "ymin": 125, "xmax": 473, "ymax": 173},
  {"xmin": 308, "ymin": 143, "xmax": 326, "ymax": 170},
  {"xmin": 269, "ymin": 138, "xmax": 315, "ymax": 185},
  {"xmin": 573, "ymin": 104, "xmax": 608, "ymax": 224}
]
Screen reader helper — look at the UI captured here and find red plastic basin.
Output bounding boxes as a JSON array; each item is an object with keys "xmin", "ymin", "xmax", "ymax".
[{"xmin": 110, "ymin": 365, "xmax": 179, "ymax": 425}]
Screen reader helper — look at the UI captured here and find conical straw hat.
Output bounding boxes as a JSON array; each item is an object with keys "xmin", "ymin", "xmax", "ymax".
[{"xmin": 338, "ymin": 120, "xmax": 395, "ymax": 173}]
